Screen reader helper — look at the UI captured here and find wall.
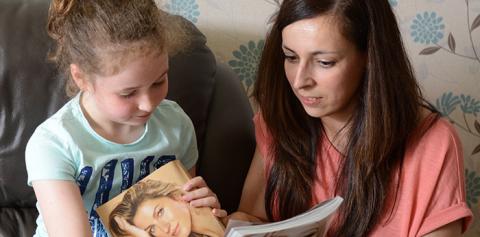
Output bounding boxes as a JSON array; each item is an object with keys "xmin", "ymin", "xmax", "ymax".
[{"xmin": 159, "ymin": 0, "xmax": 480, "ymax": 235}]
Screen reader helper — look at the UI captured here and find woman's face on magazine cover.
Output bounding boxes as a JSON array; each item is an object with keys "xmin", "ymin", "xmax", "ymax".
[{"xmin": 132, "ymin": 196, "xmax": 192, "ymax": 237}]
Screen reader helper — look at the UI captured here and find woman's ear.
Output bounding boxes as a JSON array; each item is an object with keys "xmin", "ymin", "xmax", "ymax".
[
  {"xmin": 170, "ymin": 190, "xmax": 186, "ymax": 202},
  {"xmin": 70, "ymin": 64, "xmax": 90, "ymax": 91}
]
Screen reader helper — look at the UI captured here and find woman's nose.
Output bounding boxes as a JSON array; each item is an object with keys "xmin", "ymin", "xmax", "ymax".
[
  {"xmin": 154, "ymin": 221, "xmax": 171, "ymax": 236},
  {"xmin": 292, "ymin": 62, "xmax": 314, "ymax": 90}
]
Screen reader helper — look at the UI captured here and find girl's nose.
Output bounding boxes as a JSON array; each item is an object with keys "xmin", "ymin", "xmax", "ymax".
[{"xmin": 138, "ymin": 94, "xmax": 154, "ymax": 112}]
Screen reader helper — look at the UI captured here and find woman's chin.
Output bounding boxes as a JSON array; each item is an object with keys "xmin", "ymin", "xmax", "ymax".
[{"xmin": 178, "ymin": 227, "xmax": 191, "ymax": 237}]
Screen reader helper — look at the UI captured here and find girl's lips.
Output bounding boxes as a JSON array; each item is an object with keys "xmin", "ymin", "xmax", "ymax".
[{"xmin": 137, "ymin": 113, "xmax": 151, "ymax": 118}]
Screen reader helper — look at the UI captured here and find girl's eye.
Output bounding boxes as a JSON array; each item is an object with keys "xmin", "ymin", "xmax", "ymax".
[
  {"xmin": 152, "ymin": 79, "xmax": 166, "ymax": 88},
  {"xmin": 120, "ymin": 91, "xmax": 136, "ymax": 99}
]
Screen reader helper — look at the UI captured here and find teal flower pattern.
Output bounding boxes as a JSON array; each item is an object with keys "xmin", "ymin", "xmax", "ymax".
[
  {"xmin": 389, "ymin": 0, "xmax": 398, "ymax": 7},
  {"xmin": 466, "ymin": 169, "xmax": 480, "ymax": 208},
  {"xmin": 436, "ymin": 92, "xmax": 460, "ymax": 117},
  {"xmin": 228, "ymin": 40, "xmax": 265, "ymax": 91},
  {"xmin": 166, "ymin": 0, "xmax": 200, "ymax": 23},
  {"xmin": 410, "ymin": 12, "xmax": 445, "ymax": 44},
  {"xmin": 459, "ymin": 94, "xmax": 480, "ymax": 116}
]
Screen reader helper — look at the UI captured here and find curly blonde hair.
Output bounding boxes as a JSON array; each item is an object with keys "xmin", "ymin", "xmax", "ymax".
[{"xmin": 47, "ymin": 0, "xmax": 189, "ymax": 97}]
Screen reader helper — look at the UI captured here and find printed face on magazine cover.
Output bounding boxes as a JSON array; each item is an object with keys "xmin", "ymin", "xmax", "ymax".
[
  {"xmin": 282, "ymin": 15, "xmax": 366, "ymax": 121},
  {"xmin": 81, "ymin": 52, "xmax": 169, "ymax": 129},
  {"xmin": 132, "ymin": 195, "xmax": 192, "ymax": 237}
]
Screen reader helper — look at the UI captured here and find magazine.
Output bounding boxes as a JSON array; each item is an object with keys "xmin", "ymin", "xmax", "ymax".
[
  {"xmin": 225, "ymin": 196, "xmax": 343, "ymax": 237},
  {"xmin": 97, "ymin": 160, "xmax": 225, "ymax": 237}
]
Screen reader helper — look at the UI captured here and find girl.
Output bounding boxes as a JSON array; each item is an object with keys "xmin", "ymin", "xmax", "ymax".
[
  {"xmin": 25, "ymin": 1, "xmax": 225, "ymax": 236},
  {"xmin": 230, "ymin": 0, "xmax": 473, "ymax": 236}
]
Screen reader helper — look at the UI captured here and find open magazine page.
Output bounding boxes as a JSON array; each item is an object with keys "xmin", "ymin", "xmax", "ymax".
[
  {"xmin": 225, "ymin": 196, "xmax": 343, "ymax": 237},
  {"xmin": 97, "ymin": 160, "xmax": 225, "ymax": 237}
]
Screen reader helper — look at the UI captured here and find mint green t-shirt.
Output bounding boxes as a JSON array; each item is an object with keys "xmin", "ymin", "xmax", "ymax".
[{"xmin": 25, "ymin": 94, "xmax": 198, "ymax": 237}]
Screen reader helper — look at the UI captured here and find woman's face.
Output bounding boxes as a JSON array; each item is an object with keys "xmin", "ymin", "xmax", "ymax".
[
  {"xmin": 282, "ymin": 15, "xmax": 366, "ymax": 122},
  {"xmin": 132, "ymin": 196, "xmax": 192, "ymax": 237}
]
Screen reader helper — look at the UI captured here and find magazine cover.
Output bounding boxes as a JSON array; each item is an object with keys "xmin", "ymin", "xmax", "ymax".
[
  {"xmin": 97, "ymin": 160, "xmax": 225, "ymax": 237},
  {"xmin": 225, "ymin": 196, "xmax": 343, "ymax": 237}
]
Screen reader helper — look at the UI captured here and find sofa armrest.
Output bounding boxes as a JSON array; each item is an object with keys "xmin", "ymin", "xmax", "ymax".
[{"xmin": 0, "ymin": 207, "xmax": 38, "ymax": 237}]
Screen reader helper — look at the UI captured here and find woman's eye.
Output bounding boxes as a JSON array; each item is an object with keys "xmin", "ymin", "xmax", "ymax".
[
  {"xmin": 317, "ymin": 60, "xmax": 335, "ymax": 68},
  {"xmin": 149, "ymin": 228, "xmax": 156, "ymax": 237},
  {"xmin": 157, "ymin": 208, "xmax": 164, "ymax": 217},
  {"xmin": 284, "ymin": 55, "xmax": 298, "ymax": 63}
]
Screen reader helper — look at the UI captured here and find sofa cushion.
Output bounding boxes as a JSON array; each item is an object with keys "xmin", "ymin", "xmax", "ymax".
[{"xmin": 167, "ymin": 15, "xmax": 216, "ymax": 154}]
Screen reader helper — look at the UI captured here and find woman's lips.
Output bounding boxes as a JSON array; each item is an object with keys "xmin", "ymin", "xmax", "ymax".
[
  {"xmin": 171, "ymin": 223, "xmax": 179, "ymax": 236},
  {"xmin": 299, "ymin": 95, "xmax": 322, "ymax": 106}
]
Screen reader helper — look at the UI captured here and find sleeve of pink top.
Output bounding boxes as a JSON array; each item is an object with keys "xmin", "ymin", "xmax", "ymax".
[
  {"xmin": 253, "ymin": 113, "xmax": 270, "ymax": 161},
  {"xmin": 416, "ymin": 119, "xmax": 473, "ymax": 236}
]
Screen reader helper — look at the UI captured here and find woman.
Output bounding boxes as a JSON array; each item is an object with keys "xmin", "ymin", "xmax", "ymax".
[
  {"xmin": 230, "ymin": 0, "xmax": 473, "ymax": 236},
  {"xmin": 110, "ymin": 180, "xmax": 224, "ymax": 237}
]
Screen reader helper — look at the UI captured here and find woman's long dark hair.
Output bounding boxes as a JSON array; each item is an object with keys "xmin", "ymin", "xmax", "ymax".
[{"xmin": 253, "ymin": 0, "xmax": 431, "ymax": 236}]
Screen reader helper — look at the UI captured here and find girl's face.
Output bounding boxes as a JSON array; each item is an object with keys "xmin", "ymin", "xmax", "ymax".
[
  {"xmin": 83, "ymin": 53, "xmax": 169, "ymax": 129},
  {"xmin": 132, "ymin": 196, "xmax": 192, "ymax": 237},
  {"xmin": 282, "ymin": 15, "xmax": 366, "ymax": 122}
]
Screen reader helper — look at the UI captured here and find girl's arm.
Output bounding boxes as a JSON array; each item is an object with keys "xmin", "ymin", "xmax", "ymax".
[
  {"xmin": 229, "ymin": 148, "xmax": 268, "ymax": 223},
  {"xmin": 32, "ymin": 180, "xmax": 92, "ymax": 237},
  {"xmin": 422, "ymin": 220, "xmax": 462, "ymax": 237}
]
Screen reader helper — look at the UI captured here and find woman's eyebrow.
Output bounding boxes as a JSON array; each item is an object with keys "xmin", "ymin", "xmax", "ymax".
[
  {"xmin": 281, "ymin": 45, "xmax": 295, "ymax": 53},
  {"xmin": 282, "ymin": 45, "xmax": 337, "ymax": 55}
]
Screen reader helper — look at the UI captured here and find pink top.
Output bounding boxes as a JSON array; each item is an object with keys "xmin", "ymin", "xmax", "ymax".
[{"xmin": 254, "ymin": 113, "xmax": 473, "ymax": 236}]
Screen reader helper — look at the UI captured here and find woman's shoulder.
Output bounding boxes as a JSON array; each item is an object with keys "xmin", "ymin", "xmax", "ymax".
[
  {"xmin": 405, "ymin": 109, "xmax": 463, "ymax": 167},
  {"xmin": 414, "ymin": 110, "xmax": 460, "ymax": 147}
]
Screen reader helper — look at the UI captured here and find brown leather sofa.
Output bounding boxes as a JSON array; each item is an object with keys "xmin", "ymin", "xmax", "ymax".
[{"xmin": 0, "ymin": 0, "xmax": 255, "ymax": 236}]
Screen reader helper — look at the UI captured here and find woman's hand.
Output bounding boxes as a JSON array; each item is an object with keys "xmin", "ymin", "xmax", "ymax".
[
  {"xmin": 113, "ymin": 216, "xmax": 150, "ymax": 237},
  {"xmin": 182, "ymin": 176, "xmax": 228, "ymax": 218}
]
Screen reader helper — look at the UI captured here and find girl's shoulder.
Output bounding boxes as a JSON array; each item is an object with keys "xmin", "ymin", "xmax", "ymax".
[
  {"xmin": 151, "ymin": 99, "xmax": 194, "ymax": 129},
  {"xmin": 156, "ymin": 99, "xmax": 189, "ymax": 118},
  {"xmin": 32, "ymin": 96, "xmax": 83, "ymax": 140}
]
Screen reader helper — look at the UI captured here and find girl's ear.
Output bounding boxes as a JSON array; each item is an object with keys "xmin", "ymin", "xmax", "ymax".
[{"xmin": 70, "ymin": 64, "xmax": 90, "ymax": 91}]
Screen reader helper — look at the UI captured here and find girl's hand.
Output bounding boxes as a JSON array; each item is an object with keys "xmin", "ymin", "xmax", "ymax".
[
  {"xmin": 182, "ymin": 176, "xmax": 228, "ymax": 218},
  {"xmin": 114, "ymin": 216, "xmax": 150, "ymax": 237}
]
